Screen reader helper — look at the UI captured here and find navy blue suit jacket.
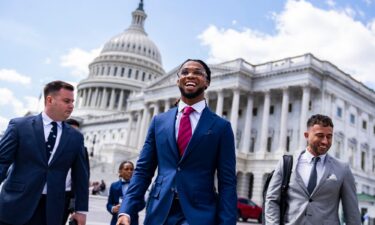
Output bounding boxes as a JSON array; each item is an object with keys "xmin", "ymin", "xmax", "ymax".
[
  {"xmin": 106, "ymin": 180, "xmax": 144, "ymax": 225},
  {"xmin": 0, "ymin": 114, "xmax": 89, "ymax": 225},
  {"xmin": 119, "ymin": 106, "xmax": 237, "ymax": 225}
]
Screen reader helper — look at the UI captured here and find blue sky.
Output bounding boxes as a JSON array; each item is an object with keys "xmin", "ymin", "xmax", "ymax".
[{"xmin": 1, "ymin": 0, "xmax": 375, "ymax": 131}]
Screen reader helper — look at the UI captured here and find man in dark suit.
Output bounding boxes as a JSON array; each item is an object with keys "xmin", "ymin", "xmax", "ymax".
[
  {"xmin": 0, "ymin": 81, "xmax": 89, "ymax": 225},
  {"xmin": 117, "ymin": 59, "xmax": 237, "ymax": 225},
  {"xmin": 107, "ymin": 161, "xmax": 143, "ymax": 225}
]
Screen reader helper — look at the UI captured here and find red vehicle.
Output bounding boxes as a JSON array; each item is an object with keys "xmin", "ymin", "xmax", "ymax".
[{"xmin": 237, "ymin": 197, "xmax": 263, "ymax": 223}]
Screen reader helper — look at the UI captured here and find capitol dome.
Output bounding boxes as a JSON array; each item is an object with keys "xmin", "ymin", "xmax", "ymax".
[
  {"xmin": 75, "ymin": 0, "xmax": 165, "ymax": 117},
  {"xmin": 100, "ymin": 0, "xmax": 162, "ymax": 66}
]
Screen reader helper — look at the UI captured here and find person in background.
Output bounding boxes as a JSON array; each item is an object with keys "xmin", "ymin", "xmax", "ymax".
[
  {"xmin": 116, "ymin": 59, "xmax": 237, "ymax": 225},
  {"xmin": 0, "ymin": 80, "xmax": 89, "ymax": 225},
  {"xmin": 265, "ymin": 114, "xmax": 361, "ymax": 225},
  {"xmin": 107, "ymin": 161, "xmax": 144, "ymax": 225}
]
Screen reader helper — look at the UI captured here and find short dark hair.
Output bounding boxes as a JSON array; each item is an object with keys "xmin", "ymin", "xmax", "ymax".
[
  {"xmin": 118, "ymin": 160, "xmax": 134, "ymax": 170},
  {"xmin": 66, "ymin": 118, "xmax": 80, "ymax": 127},
  {"xmin": 178, "ymin": 59, "xmax": 211, "ymax": 83},
  {"xmin": 307, "ymin": 114, "xmax": 334, "ymax": 128},
  {"xmin": 44, "ymin": 80, "xmax": 74, "ymax": 102}
]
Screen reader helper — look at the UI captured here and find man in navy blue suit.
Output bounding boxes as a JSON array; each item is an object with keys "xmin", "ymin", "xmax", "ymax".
[
  {"xmin": 0, "ymin": 81, "xmax": 89, "ymax": 225},
  {"xmin": 117, "ymin": 59, "xmax": 237, "ymax": 225},
  {"xmin": 107, "ymin": 161, "xmax": 144, "ymax": 225}
]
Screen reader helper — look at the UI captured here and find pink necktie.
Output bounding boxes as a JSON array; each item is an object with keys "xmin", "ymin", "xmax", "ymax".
[{"xmin": 177, "ymin": 106, "xmax": 195, "ymax": 156}]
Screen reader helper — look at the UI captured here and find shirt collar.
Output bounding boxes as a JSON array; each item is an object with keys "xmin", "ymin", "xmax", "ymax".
[
  {"xmin": 303, "ymin": 148, "xmax": 327, "ymax": 163},
  {"xmin": 42, "ymin": 112, "xmax": 62, "ymax": 128},
  {"xmin": 178, "ymin": 99, "xmax": 206, "ymax": 114}
]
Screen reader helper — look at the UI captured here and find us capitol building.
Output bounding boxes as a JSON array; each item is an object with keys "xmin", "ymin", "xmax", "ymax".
[{"xmin": 72, "ymin": 0, "xmax": 375, "ymax": 214}]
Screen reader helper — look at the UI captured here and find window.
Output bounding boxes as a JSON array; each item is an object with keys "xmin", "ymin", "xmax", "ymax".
[
  {"xmin": 135, "ymin": 70, "xmax": 139, "ymax": 80},
  {"xmin": 350, "ymin": 114, "xmax": 355, "ymax": 124},
  {"xmin": 128, "ymin": 69, "xmax": 132, "ymax": 78},
  {"xmin": 373, "ymin": 126, "xmax": 375, "ymax": 135},
  {"xmin": 308, "ymin": 101, "xmax": 312, "ymax": 110},
  {"xmin": 288, "ymin": 103, "xmax": 293, "ymax": 112},
  {"xmin": 286, "ymin": 136, "xmax": 290, "ymax": 152},
  {"xmin": 142, "ymin": 72, "xmax": 146, "ymax": 81},
  {"xmin": 269, "ymin": 105, "xmax": 274, "ymax": 115},
  {"xmin": 362, "ymin": 120, "xmax": 367, "ymax": 130},
  {"xmin": 373, "ymin": 156, "xmax": 375, "ymax": 172},
  {"xmin": 267, "ymin": 137, "xmax": 272, "ymax": 152},
  {"xmin": 252, "ymin": 108, "xmax": 258, "ymax": 116},
  {"xmin": 121, "ymin": 68, "xmax": 125, "ymax": 77},
  {"xmin": 336, "ymin": 107, "xmax": 342, "ymax": 118}
]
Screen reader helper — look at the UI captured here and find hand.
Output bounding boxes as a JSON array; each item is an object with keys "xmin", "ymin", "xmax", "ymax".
[
  {"xmin": 112, "ymin": 204, "xmax": 120, "ymax": 214},
  {"xmin": 70, "ymin": 212, "xmax": 86, "ymax": 225},
  {"xmin": 116, "ymin": 215, "xmax": 130, "ymax": 225}
]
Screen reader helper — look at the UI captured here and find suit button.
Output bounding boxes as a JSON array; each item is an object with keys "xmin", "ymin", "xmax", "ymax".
[
  {"xmin": 309, "ymin": 198, "xmax": 313, "ymax": 202},
  {"xmin": 177, "ymin": 167, "xmax": 181, "ymax": 171}
]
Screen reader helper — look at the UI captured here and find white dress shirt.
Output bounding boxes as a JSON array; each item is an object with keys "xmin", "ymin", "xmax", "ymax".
[
  {"xmin": 175, "ymin": 99, "xmax": 206, "ymax": 139},
  {"xmin": 296, "ymin": 149, "xmax": 327, "ymax": 188},
  {"xmin": 41, "ymin": 112, "xmax": 63, "ymax": 194}
]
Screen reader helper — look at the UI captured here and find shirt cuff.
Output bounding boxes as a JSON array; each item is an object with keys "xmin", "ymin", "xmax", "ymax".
[
  {"xmin": 118, "ymin": 213, "xmax": 131, "ymax": 223},
  {"xmin": 75, "ymin": 211, "xmax": 88, "ymax": 215}
]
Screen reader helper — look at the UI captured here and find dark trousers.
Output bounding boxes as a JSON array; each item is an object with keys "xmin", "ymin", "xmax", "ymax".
[
  {"xmin": 0, "ymin": 195, "xmax": 48, "ymax": 225},
  {"xmin": 163, "ymin": 198, "xmax": 189, "ymax": 225}
]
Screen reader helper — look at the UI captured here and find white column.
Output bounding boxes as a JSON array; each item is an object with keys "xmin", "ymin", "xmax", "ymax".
[
  {"xmin": 278, "ymin": 87, "xmax": 289, "ymax": 153},
  {"xmin": 82, "ymin": 89, "xmax": 88, "ymax": 107},
  {"xmin": 91, "ymin": 88, "xmax": 98, "ymax": 107},
  {"xmin": 241, "ymin": 93, "xmax": 253, "ymax": 153},
  {"xmin": 126, "ymin": 112, "xmax": 134, "ymax": 146},
  {"xmin": 299, "ymin": 85, "xmax": 310, "ymax": 149},
  {"xmin": 138, "ymin": 105, "xmax": 150, "ymax": 148},
  {"xmin": 133, "ymin": 111, "xmax": 142, "ymax": 147},
  {"xmin": 164, "ymin": 99, "xmax": 170, "ymax": 112},
  {"xmin": 230, "ymin": 89, "xmax": 240, "ymax": 139},
  {"xmin": 259, "ymin": 90, "xmax": 270, "ymax": 154},
  {"xmin": 75, "ymin": 89, "xmax": 81, "ymax": 108},
  {"xmin": 118, "ymin": 89, "xmax": 124, "ymax": 111},
  {"xmin": 216, "ymin": 89, "xmax": 224, "ymax": 117},
  {"xmin": 86, "ymin": 88, "xmax": 92, "ymax": 107},
  {"xmin": 100, "ymin": 88, "xmax": 108, "ymax": 109},
  {"xmin": 154, "ymin": 102, "xmax": 160, "ymax": 116},
  {"xmin": 109, "ymin": 89, "xmax": 116, "ymax": 110},
  {"xmin": 205, "ymin": 92, "xmax": 210, "ymax": 107}
]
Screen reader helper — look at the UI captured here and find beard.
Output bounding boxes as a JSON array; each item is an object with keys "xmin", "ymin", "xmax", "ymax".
[{"xmin": 179, "ymin": 86, "xmax": 205, "ymax": 99}]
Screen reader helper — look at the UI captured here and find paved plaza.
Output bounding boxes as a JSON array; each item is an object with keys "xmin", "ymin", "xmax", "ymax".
[{"xmin": 85, "ymin": 195, "xmax": 259, "ymax": 225}]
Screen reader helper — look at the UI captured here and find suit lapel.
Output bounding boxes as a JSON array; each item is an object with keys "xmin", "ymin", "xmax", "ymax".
[
  {"xmin": 32, "ymin": 114, "xmax": 48, "ymax": 164},
  {"xmin": 180, "ymin": 107, "xmax": 215, "ymax": 162},
  {"xmin": 49, "ymin": 122, "xmax": 71, "ymax": 166},
  {"xmin": 165, "ymin": 108, "xmax": 179, "ymax": 160},
  {"xmin": 312, "ymin": 155, "xmax": 333, "ymax": 196}
]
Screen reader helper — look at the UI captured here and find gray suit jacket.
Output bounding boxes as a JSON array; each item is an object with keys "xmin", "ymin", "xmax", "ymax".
[{"xmin": 265, "ymin": 151, "xmax": 361, "ymax": 225}]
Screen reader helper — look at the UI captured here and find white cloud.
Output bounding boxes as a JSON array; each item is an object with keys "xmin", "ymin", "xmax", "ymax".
[
  {"xmin": 232, "ymin": 20, "xmax": 237, "ymax": 25},
  {"xmin": 363, "ymin": 0, "xmax": 372, "ymax": 6},
  {"xmin": 0, "ymin": 69, "xmax": 31, "ymax": 85},
  {"xmin": 0, "ymin": 116, "xmax": 9, "ymax": 134},
  {"xmin": 0, "ymin": 88, "xmax": 39, "ymax": 117},
  {"xmin": 198, "ymin": 0, "xmax": 375, "ymax": 86},
  {"xmin": 60, "ymin": 47, "xmax": 101, "ymax": 78}
]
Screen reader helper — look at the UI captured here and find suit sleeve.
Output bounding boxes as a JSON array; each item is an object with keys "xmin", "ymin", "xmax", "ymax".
[
  {"xmin": 341, "ymin": 164, "xmax": 361, "ymax": 225},
  {"xmin": 119, "ymin": 117, "xmax": 158, "ymax": 216},
  {"xmin": 106, "ymin": 183, "xmax": 118, "ymax": 215},
  {"xmin": 216, "ymin": 122, "xmax": 237, "ymax": 225},
  {"xmin": 265, "ymin": 158, "xmax": 284, "ymax": 225},
  {"xmin": 0, "ymin": 120, "xmax": 18, "ymax": 183},
  {"xmin": 71, "ymin": 134, "xmax": 89, "ymax": 211}
]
